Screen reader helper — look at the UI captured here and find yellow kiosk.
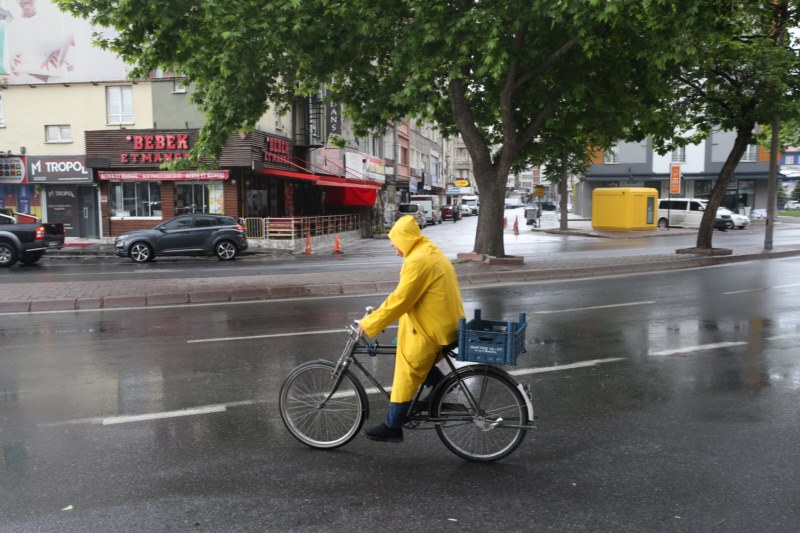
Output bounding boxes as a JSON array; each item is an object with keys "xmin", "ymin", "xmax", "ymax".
[{"xmin": 592, "ymin": 187, "xmax": 658, "ymax": 231}]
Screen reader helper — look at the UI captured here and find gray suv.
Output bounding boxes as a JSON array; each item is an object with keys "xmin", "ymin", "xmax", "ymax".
[{"xmin": 115, "ymin": 214, "xmax": 248, "ymax": 263}]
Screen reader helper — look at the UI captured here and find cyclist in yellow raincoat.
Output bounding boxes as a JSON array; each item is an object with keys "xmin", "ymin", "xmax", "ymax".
[{"xmin": 359, "ymin": 214, "xmax": 465, "ymax": 443}]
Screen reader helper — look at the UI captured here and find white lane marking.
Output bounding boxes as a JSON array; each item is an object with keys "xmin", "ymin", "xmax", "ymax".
[
  {"xmin": 187, "ymin": 329, "xmax": 345, "ymax": 344},
  {"xmin": 509, "ymin": 357, "xmax": 625, "ymax": 375},
  {"xmin": 102, "ymin": 405, "xmax": 227, "ymax": 425},
  {"xmin": 723, "ymin": 281, "xmax": 800, "ymax": 295},
  {"xmin": 722, "ymin": 288, "xmax": 766, "ymax": 295},
  {"xmin": 187, "ymin": 325, "xmax": 398, "ymax": 344},
  {"xmin": 649, "ymin": 341, "xmax": 747, "ymax": 356},
  {"xmin": 534, "ymin": 301, "xmax": 654, "ymax": 314},
  {"xmin": 772, "ymin": 281, "xmax": 800, "ymax": 289}
]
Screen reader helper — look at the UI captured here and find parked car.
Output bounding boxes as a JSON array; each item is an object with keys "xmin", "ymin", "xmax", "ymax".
[
  {"xmin": 784, "ymin": 200, "xmax": 800, "ymax": 210},
  {"xmin": 714, "ymin": 215, "xmax": 734, "ymax": 231},
  {"xmin": 440, "ymin": 204, "xmax": 461, "ymax": 221},
  {"xmin": 115, "ymin": 214, "xmax": 248, "ymax": 263},
  {"xmin": 717, "ymin": 206, "xmax": 750, "ymax": 229},
  {"xmin": 459, "ymin": 204, "xmax": 473, "ymax": 217},
  {"xmin": 397, "ymin": 203, "xmax": 427, "ymax": 228}
]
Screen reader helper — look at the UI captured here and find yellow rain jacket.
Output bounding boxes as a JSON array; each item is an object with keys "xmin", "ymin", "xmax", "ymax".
[{"xmin": 360, "ymin": 215, "xmax": 465, "ymax": 402}]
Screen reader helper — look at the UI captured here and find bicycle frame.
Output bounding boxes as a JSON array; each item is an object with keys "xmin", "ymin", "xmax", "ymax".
[{"xmin": 324, "ymin": 322, "xmax": 534, "ymax": 430}]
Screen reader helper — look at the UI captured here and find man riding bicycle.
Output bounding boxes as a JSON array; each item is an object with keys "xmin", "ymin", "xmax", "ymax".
[{"xmin": 358, "ymin": 214, "xmax": 465, "ymax": 443}]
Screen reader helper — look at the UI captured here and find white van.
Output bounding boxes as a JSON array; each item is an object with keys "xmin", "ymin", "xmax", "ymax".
[
  {"xmin": 657, "ymin": 198, "xmax": 707, "ymax": 228},
  {"xmin": 462, "ymin": 195, "xmax": 479, "ymax": 215}
]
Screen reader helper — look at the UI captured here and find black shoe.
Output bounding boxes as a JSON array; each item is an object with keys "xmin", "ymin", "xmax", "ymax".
[{"xmin": 364, "ymin": 423, "xmax": 404, "ymax": 443}]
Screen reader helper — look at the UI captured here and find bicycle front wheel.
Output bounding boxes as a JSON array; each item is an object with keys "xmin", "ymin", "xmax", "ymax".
[
  {"xmin": 279, "ymin": 359, "xmax": 367, "ymax": 449},
  {"xmin": 432, "ymin": 366, "xmax": 529, "ymax": 462}
]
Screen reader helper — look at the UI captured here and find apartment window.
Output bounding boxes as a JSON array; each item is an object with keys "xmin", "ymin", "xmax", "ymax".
[
  {"xmin": 172, "ymin": 79, "xmax": 187, "ymax": 94},
  {"xmin": 106, "ymin": 86, "xmax": 134, "ymax": 124},
  {"xmin": 671, "ymin": 146, "xmax": 686, "ymax": 163},
  {"xmin": 109, "ymin": 182, "xmax": 161, "ymax": 217},
  {"xmin": 400, "ymin": 146, "xmax": 409, "ymax": 166},
  {"xmin": 604, "ymin": 144, "xmax": 619, "ymax": 164},
  {"xmin": 0, "ymin": 91, "xmax": 4, "ymax": 127},
  {"xmin": 741, "ymin": 144, "xmax": 758, "ymax": 162},
  {"xmin": 45, "ymin": 125, "xmax": 72, "ymax": 143}
]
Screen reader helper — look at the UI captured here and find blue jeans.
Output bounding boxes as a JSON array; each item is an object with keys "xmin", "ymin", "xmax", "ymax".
[{"xmin": 386, "ymin": 365, "xmax": 445, "ymax": 427}]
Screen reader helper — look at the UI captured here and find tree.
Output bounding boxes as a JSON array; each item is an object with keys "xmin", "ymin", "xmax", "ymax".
[
  {"xmin": 58, "ymin": 0, "xmax": 716, "ymax": 256},
  {"xmin": 648, "ymin": 1, "xmax": 800, "ymax": 251}
]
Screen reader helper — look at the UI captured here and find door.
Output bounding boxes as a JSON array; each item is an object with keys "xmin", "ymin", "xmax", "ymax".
[{"xmin": 77, "ymin": 185, "xmax": 99, "ymax": 238}]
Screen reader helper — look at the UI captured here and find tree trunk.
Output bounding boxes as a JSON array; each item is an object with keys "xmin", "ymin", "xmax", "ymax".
[
  {"xmin": 472, "ymin": 164, "xmax": 508, "ymax": 257},
  {"xmin": 695, "ymin": 125, "xmax": 753, "ymax": 249},
  {"xmin": 559, "ymin": 158, "xmax": 569, "ymax": 230}
]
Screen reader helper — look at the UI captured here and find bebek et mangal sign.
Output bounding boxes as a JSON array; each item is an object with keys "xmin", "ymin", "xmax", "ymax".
[{"xmin": 120, "ymin": 134, "xmax": 191, "ymax": 164}]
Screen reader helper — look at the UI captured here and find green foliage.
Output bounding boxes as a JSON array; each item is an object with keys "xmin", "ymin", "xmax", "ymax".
[
  {"xmin": 54, "ymin": 0, "xmax": 800, "ymax": 255},
  {"xmin": 793, "ymin": 181, "xmax": 800, "ymax": 201}
]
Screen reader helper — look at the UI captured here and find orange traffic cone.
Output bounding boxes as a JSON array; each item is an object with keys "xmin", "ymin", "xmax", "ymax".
[
  {"xmin": 503, "ymin": 216, "xmax": 508, "ymax": 228},
  {"xmin": 304, "ymin": 233, "xmax": 313, "ymax": 254},
  {"xmin": 333, "ymin": 234, "xmax": 343, "ymax": 254},
  {"xmin": 513, "ymin": 216, "xmax": 519, "ymax": 235}
]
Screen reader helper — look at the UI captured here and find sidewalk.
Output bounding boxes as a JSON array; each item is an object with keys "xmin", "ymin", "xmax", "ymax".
[{"xmin": 4, "ymin": 216, "xmax": 800, "ymax": 313}]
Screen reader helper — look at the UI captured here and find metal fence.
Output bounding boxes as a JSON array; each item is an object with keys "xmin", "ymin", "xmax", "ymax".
[{"xmin": 241, "ymin": 214, "xmax": 361, "ymax": 241}]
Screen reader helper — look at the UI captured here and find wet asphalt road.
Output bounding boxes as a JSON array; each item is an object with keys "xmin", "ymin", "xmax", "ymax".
[{"xmin": 2, "ymin": 256, "xmax": 800, "ymax": 531}]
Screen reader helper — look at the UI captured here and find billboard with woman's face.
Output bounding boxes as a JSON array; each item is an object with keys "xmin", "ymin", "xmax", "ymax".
[{"xmin": 0, "ymin": 0, "xmax": 131, "ymax": 85}]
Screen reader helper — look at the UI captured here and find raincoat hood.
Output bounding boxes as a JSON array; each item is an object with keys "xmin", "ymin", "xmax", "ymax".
[{"xmin": 389, "ymin": 215, "xmax": 424, "ymax": 255}]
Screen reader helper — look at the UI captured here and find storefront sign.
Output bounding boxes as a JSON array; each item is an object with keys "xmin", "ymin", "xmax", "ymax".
[
  {"xmin": 309, "ymin": 147, "xmax": 346, "ymax": 177},
  {"xmin": 0, "ymin": 157, "xmax": 27, "ymax": 184},
  {"xmin": 98, "ymin": 170, "xmax": 229, "ymax": 181},
  {"xmin": 345, "ymin": 152, "xmax": 386, "ymax": 184},
  {"xmin": 121, "ymin": 134, "xmax": 191, "ymax": 164},
  {"xmin": 670, "ymin": 164, "xmax": 681, "ymax": 194},
  {"xmin": 326, "ymin": 92, "xmax": 341, "ymax": 135},
  {"xmin": 263, "ymin": 136, "xmax": 291, "ymax": 164},
  {"xmin": 27, "ymin": 156, "xmax": 92, "ymax": 183},
  {"xmin": 85, "ymin": 130, "xmax": 200, "ymax": 169}
]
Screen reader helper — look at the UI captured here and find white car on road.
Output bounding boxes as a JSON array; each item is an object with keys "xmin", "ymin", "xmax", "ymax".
[
  {"xmin": 785, "ymin": 200, "xmax": 800, "ymax": 210},
  {"xmin": 717, "ymin": 206, "xmax": 750, "ymax": 229}
]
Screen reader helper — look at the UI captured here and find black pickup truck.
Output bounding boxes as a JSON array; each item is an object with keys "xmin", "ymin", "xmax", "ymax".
[{"xmin": 0, "ymin": 208, "xmax": 65, "ymax": 266}]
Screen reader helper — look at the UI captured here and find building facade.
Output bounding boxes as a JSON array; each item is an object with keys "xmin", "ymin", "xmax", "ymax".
[{"xmin": 580, "ymin": 133, "xmax": 773, "ymax": 218}]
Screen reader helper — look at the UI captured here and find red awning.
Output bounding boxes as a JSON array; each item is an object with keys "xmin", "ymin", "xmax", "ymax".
[
  {"xmin": 256, "ymin": 167, "xmax": 381, "ymax": 190},
  {"xmin": 325, "ymin": 186, "xmax": 377, "ymax": 206}
]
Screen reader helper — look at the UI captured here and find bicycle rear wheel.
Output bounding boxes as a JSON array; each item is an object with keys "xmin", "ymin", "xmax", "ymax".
[
  {"xmin": 279, "ymin": 359, "xmax": 367, "ymax": 449},
  {"xmin": 432, "ymin": 366, "xmax": 529, "ymax": 462}
]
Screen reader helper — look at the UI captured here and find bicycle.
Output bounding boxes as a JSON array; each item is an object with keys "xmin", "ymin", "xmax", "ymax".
[{"xmin": 278, "ymin": 308, "xmax": 534, "ymax": 462}]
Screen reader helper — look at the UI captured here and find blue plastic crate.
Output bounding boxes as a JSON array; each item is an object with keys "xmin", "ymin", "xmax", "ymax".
[{"xmin": 457, "ymin": 310, "xmax": 527, "ymax": 365}]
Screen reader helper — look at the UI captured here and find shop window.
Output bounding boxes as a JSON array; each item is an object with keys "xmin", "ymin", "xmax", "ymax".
[
  {"xmin": 0, "ymin": 91, "xmax": 5, "ymax": 127},
  {"xmin": 110, "ymin": 182, "xmax": 161, "ymax": 217},
  {"xmin": 45, "ymin": 125, "xmax": 72, "ymax": 143},
  {"xmin": 106, "ymin": 86, "xmax": 134, "ymax": 124},
  {"xmin": 694, "ymin": 180, "xmax": 713, "ymax": 199},
  {"xmin": 174, "ymin": 182, "xmax": 224, "ymax": 215}
]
